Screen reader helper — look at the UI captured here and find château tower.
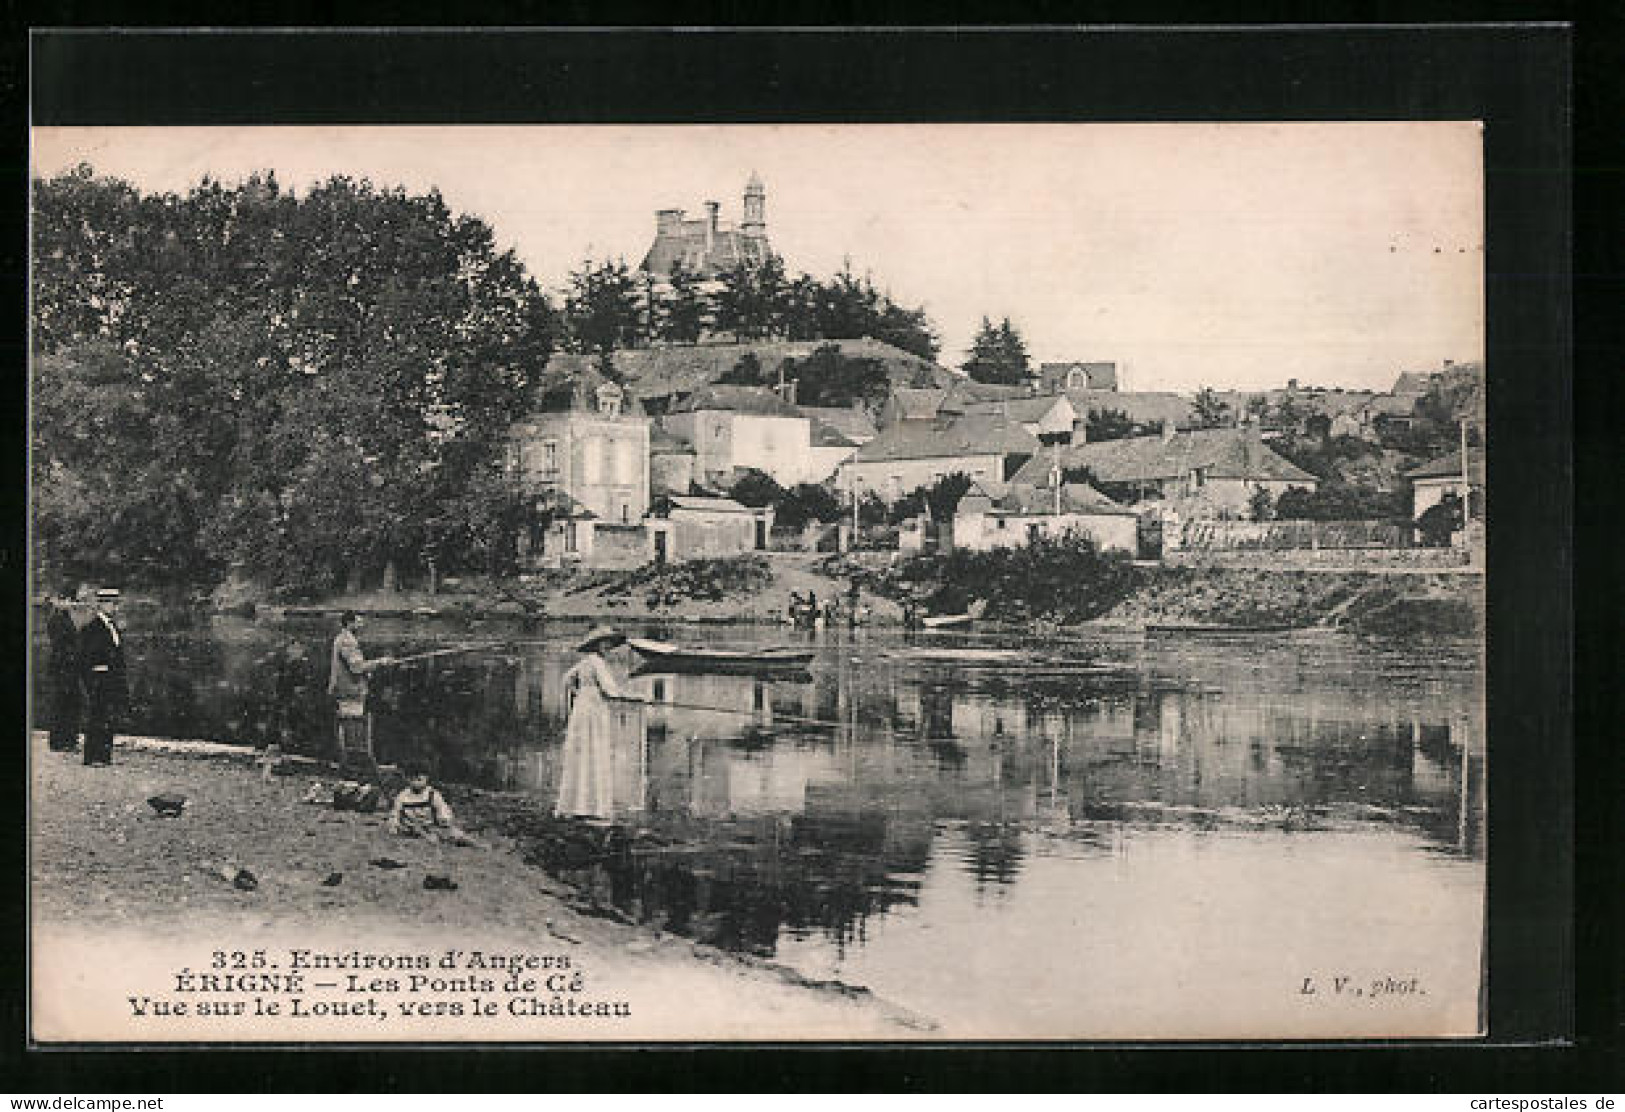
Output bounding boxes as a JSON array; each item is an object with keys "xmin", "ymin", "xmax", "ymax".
[{"xmin": 742, "ymin": 171, "xmax": 766, "ymax": 238}]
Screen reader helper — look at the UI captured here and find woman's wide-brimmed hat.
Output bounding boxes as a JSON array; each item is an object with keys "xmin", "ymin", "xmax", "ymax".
[{"xmin": 575, "ymin": 625, "xmax": 626, "ymax": 653}]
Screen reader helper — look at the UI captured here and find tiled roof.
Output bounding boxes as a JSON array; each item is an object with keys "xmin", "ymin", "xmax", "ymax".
[
  {"xmin": 958, "ymin": 479, "xmax": 1136, "ymax": 518},
  {"xmin": 852, "ymin": 414, "xmax": 1042, "ymax": 463},
  {"xmin": 1066, "ymin": 389, "xmax": 1194, "ymax": 429},
  {"xmin": 798, "ymin": 405, "xmax": 877, "ymax": 443},
  {"xmin": 1039, "ymin": 362, "xmax": 1118, "ymax": 390},
  {"xmin": 954, "ymin": 394, "xmax": 1074, "ymax": 424},
  {"xmin": 672, "ymin": 385, "xmax": 801, "ymax": 417},
  {"xmin": 1406, "ymin": 448, "xmax": 1486, "ymax": 484},
  {"xmin": 640, "ymin": 223, "xmax": 774, "ymax": 278},
  {"xmin": 942, "ymin": 380, "xmax": 1034, "ymax": 407},
  {"xmin": 658, "ymin": 495, "xmax": 759, "ymax": 515},
  {"xmin": 1011, "ymin": 428, "xmax": 1318, "ymax": 486},
  {"xmin": 887, "ymin": 387, "xmax": 948, "ymax": 420},
  {"xmin": 809, "ymin": 418, "xmax": 862, "ymax": 448}
]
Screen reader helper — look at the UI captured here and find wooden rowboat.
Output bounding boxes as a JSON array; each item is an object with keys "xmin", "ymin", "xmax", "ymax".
[
  {"xmin": 920, "ymin": 599, "xmax": 988, "ymax": 629},
  {"xmin": 628, "ymin": 637, "xmax": 815, "ymax": 674}
]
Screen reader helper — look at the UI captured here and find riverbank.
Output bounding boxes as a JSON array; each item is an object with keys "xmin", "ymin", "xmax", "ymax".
[
  {"xmin": 1101, "ymin": 566, "xmax": 1484, "ymax": 636},
  {"xmin": 28, "ymin": 732, "xmax": 933, "ymax": 1042},
  {"xmin": 91, "ymin": 552, "xmax": 1482, "ymax": 638}
]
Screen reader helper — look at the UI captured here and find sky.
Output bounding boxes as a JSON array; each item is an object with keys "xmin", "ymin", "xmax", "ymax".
[{"xmin": 31, "ymin": 122, "xmax": 1484, "ymax": 393}]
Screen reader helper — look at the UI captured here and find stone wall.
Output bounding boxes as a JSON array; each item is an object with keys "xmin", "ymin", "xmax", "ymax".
[{"xmin": 1165, "ymin": 546, "xmax": 1470, "ymax": 571}]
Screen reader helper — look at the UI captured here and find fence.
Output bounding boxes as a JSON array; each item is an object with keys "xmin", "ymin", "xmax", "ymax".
[{"xmin": 1173, "ymin": 519, "xmax": 1413, "ymax": 552}]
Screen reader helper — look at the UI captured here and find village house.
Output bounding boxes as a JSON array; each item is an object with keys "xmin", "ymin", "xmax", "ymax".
[
  {"xmin": 1037, "ymin": 361, "xmax": 1119, "ymax": 393},
  {"xmin": 1013, "ymin": 427, "xmax": 1318, "ymax": 519},
  {"xmin": 507, "ymin": 373, "xmax": 652, "ymax": 569},
  {"xmin": 837, "ymin": 414, "xmax": 1042, "ymax": 503},
  {"xmin": 797, "ymin": 405, "xmax": 878, "ymax": 484},
  {"xmin": 947, "ymin": 393, "xmax": 1079, "ymax": 441},
  {"xmin": 1333, "ymin": 393, "xmax": 1418, "ymax": 440},
  {"xmin": 649, "ymin": 424, "xmax": 698, "ymax": 497},
  {"xmin": 663, "ymin": 384, "xmax": 813, "ymax": 488},
  {"xmin": 951, "ymin": 478, "xmax": 1139, "ymax": 555},
  {"xmin": 647, "ymin": 495, "xmax": 774, "ymax": 564},
  {"xmin": 1406, "ymin": 447, "xmax": 1484, "ymax": 521}
]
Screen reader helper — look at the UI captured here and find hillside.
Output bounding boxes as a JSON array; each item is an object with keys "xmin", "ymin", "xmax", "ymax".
[{"xmin": 545, "ymin": 339, "xmax": 957, "ymax": 400}]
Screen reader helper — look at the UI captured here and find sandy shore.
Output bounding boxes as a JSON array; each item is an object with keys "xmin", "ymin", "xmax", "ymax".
[{"xmin": 28, "ymin": 733, "xmax": 933, "ymax": 1043}]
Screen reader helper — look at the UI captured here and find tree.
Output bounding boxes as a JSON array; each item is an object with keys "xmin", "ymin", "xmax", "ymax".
[
  {"xmin": 653, "ymin": 258, "xmax": 708, "ymax": 344},
  {"xmin": 716, "ymin": 351, "xmax": 767, "ymax": 386},
  {"xmin": 727, "ymin": 469, "xmax": 786, "ymax": 509},
  {"xmin": 1085, "ymin": 407, "xmax": 1139, "ymax": 442},
  {"xmin": 1191, "ymin": 386, "xmax": 1231, "ymax": 429},
  {"xmin": 1248, "ymin": 486, "xmax": 1275, "ymax": 523},
  {"xmin": 786, "ymin": 343, "xmax": 891, "ymax": 410},
  {"xmin": 1275, "ymin": 482, "xmax": 1406, "ymax": 522},
  {"xmin": 30, "ymin": 167, "xmax": 554, "ymax": 593},
  {"xmin": 772, "ymin": 483, "xmax": 843, "ymax": 531},
  {"xmin": 713, "ymin": 256, "xmax": 787, "ymax": 340},
  {"xmin": 1415, "ymin": 492, "xmax": 1464, "ymax": 547},
  {"xmin": 889, "ymin": 472, "xmax": 972, "ymax": 526},
  {"xmin": 962, "ymin": 316, "xmax": 1031, "ymax": 385},
  {"xmin": 563, "ymin": 258, "xmax": 642, "ymax": 354},
  {"xmin": 872, "ymin": 300, "xmax": 940, "ymax": 362}
]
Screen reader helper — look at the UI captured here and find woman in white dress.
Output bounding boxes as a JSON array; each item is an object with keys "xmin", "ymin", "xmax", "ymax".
[{"xmin": 555, "ymin": 626, "xmax": 647, "ymax": 819}]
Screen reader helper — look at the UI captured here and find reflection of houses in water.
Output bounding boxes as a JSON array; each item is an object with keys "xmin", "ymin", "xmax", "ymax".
[{"xmin": 687, "ymin": 741, "xmax": 845, "ymax": 818}]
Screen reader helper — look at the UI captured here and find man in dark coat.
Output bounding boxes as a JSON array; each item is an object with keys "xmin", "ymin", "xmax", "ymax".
[
  {"xmin": 79, "ymin": 588, "xmax": 128, "ymax": 766},
  {"xmin": 44, "ymin": 585, "xmax": 83, "ymax": 752}
]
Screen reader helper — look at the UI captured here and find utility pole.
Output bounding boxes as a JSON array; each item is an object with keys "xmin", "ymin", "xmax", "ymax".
[{"xmin": 1459, "ymin": 418, "xmax": 1471, "ymax": 509}]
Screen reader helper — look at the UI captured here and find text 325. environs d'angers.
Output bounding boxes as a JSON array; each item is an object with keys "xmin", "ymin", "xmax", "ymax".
[{"xmin": 125, "ymin": 948, "xmax": 631, "ymax": 1023}]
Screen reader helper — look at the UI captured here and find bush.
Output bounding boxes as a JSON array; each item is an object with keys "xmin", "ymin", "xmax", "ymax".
[
  {"xmin": 594, "ymin": 555, "xmax": 774, "ymax": 608},
  {"xmin": 895, "ymin": 530, "xmax": 1140, "ymax": 623},
  {"xmin": 1275, "ymin": 482, "xmax": 1407, "ymax": 522}
]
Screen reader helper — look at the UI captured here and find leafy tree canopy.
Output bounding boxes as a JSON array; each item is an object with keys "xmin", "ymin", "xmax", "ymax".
[
  {"xmin": 962, "ymin": 316, "xmax": 1031, "ymax": 385},
  {"xmin": 31, "ymin": 166, "xmax": 555, "ymax": 593}
]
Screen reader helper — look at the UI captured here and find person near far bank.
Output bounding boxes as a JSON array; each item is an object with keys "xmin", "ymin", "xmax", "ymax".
[
  {"xmin": 45, "ymin": 584, "xmax": 84, "ymax": 753},
  {"xmin": 328, "ymin": 611, "xmax": 392, "ymax": 765},
  {"xmin": 78, "ymin": 587, "xmax": 128, "ymax": 767}
]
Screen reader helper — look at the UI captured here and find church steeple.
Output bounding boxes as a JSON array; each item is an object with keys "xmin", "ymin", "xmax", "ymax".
[{"xmin": 742, "ymin": 172, "xmax": 766, "ymax": 237}]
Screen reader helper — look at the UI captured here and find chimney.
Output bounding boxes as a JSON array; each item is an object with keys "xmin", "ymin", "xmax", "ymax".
[{"xmin": 704, "ymin": 201, "xmax": 719, "ymax": 251}]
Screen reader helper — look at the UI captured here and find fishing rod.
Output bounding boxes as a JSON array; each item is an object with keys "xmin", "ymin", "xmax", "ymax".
[
  {"xmin": 642, "ymin": 698, "xmax": 844, "ymax": 729},
  {"xmin": 374, "ymin": 643, "xmax": 492, "ymax": 668}
]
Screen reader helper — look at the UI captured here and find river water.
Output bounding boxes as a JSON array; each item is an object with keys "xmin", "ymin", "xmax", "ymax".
[{"xmin": 34, "ymin": 613, "xmax": 1486, "ymax": 1038}]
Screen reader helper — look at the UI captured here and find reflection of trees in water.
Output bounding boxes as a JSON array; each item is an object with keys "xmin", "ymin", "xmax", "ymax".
[{"xmin": 512, "ymin": 804, "xmax": 931, "ymax": 957}]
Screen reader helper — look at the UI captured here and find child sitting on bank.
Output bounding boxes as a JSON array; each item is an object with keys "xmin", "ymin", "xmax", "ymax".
[{"xmin": 387, "ymin": 766, "xmax": 481, "ymax": 847}]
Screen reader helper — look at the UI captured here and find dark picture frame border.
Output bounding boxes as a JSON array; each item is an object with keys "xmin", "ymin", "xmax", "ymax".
[{"xmin": 10, "ymin": 22, "xmax": 1587, "ymax": 1092}]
